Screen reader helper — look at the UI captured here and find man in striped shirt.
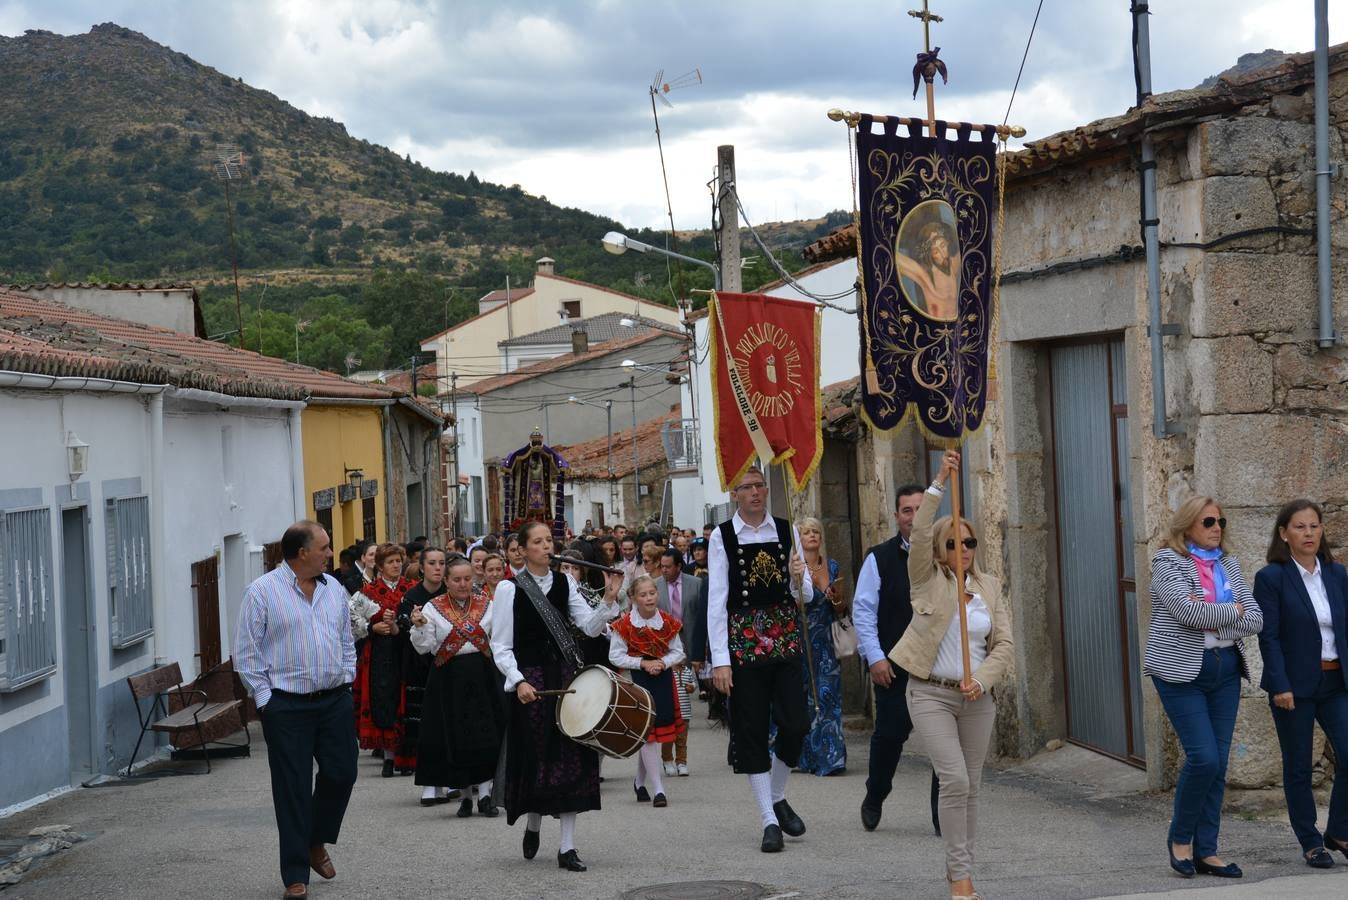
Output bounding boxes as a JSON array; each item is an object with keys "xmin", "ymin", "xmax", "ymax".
[{"xmin": 234, "ymin": 521, "xmax": 357, "ymax": 900}]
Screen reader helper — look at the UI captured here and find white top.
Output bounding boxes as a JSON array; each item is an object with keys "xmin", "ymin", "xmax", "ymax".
[
  {"xmin": 707, "ymin": 512, "xmax": 803, "ymax": 668},
  {"xmin": 409, "ymin": 596, "xmax": 495, "ymax": 659},
  {"xmin": 488, "ymin": 569, "xmax": 619, "ymax": 691},
  {"xmin": 929, "ymin": 589, "xmax": 991, "ymax": 683},
  {"xmin": 1297, "ymin": 558, "xmax": 1339, "ymax": 662},
  {"xmin": 608, "ymin": 608, "xmax": 686, "ymax": 670}
]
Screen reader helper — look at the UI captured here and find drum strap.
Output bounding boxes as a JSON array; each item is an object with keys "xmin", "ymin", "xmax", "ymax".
[{"xmin": 515, "ymin": 570, "xmax": 584, "ymax": 671}]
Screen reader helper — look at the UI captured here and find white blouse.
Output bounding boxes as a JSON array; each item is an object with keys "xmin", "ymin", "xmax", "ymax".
[
  {"xmin": 608, "ymin": 608, "xmax": 686, "ymax": 671},
  {"xmin": 488, "ymin": 569, "xmax": 619, "ymax": 691},
  {"xmin": 409, "ymin": 597, "xmax": 495, "ymax": 659},
  {"xmin": 929, "ymin": 590, "xmax": 991, "ymax": 684}
]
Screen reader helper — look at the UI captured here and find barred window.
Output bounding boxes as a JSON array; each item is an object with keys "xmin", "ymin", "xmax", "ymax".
[
  {"xmin": 106, "ymin": 495, "xmax": 153, "ymax": 649},
  {"xmin": 0, "ymin": 507, "xmax": 58, "ymax": 692}
]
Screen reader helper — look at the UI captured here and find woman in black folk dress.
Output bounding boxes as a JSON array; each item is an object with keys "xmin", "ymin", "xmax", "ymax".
[
  {"xmin": 489, "ymin": 522, "xmax": 622, "ymax": 872},
  {"xmin": 409, "ymin": 553, "xmax": 505, "ymax": 817}
]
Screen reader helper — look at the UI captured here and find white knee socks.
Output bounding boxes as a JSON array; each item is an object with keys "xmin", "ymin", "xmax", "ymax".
[
  {"xmin": 749, "ymin": 772, "xmax": 777, "ymax": 827},
  {"xmin": 477, "ymin": 779, "xmax": 493, "ymax": 800},
  {"xmin": 771, "ymin": 755, "xmax": 790, "ymax": 804},
  {"xmin": 559, "ymin": 812, "xmax": 577, "ymax": 853},
  {"xmin": 640, "ymin": 742, "xmax": 665, "ymax": 796},
  {"xmin": 526, "ymin": 812, "xmax": 542, "ymax": 832}
]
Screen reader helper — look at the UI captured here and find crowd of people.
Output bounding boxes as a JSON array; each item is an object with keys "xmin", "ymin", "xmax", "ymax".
[{"xmin": 233, "ymin": 452, "xmax": 1348, "ymax": 900}]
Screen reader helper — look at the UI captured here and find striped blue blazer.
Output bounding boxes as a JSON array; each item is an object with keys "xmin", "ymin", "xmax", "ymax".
[{"xmin": 1142, "ymin": 548, "xmax": 1264, "ymax": 683}]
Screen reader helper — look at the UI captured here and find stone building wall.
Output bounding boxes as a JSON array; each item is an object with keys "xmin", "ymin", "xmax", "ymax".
[{"xmin": 981, "ymin": 57, "xmax": 1348, "ymax": 790}]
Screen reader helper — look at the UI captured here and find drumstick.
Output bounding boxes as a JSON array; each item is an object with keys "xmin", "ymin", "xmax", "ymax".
[
  {"xmin": 533, "ymin": 689, "xmax": 577, "ymax": 697},
  {"xmin": 547, "ymin": 554, "xmax": 625, "ymax": 576}
]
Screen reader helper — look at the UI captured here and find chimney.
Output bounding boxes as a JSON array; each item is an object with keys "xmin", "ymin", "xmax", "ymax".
[
  {"xmin": 536, "ymin": 257, "xmax": 556, "ymax": 276},
  {"xmin": 571, "ymin": 328, "xmax": 588, "ymax": 355}
]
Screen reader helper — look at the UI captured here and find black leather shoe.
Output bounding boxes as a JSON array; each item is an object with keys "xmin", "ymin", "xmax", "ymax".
[
  {"xmin": 773, "ymin": 800, "xmax": 805, "ymax": 837},
  {"xmin": 419, "ymin": 797, "xmax": 436, "ymax": 807},
  {"xmin": 652, "ymin": 793, "xmax": 667, "ymax": 808},
  {"xmin": 1328, "ymin": 837, "xmax": 1348, "ymax": 859},
  {"xmin": 522, "ymin": 828, "xmax": 540, "ymax": 860},
  {"xmin": 456, "ymin": 797, "xmax": 473, "ymax": 818},
  {"xmin": 478, "ymin": 795, "xmax": 499, "ymax": 817},
  {"xmin": 860, "ymin": 799, "xmax": 881, "ymax": 832},
  {"xmin": 1305, "ymin": 847, "xmax": 1335, "ymax": 868},
  {"xmin": 760, "ymin": 824, "xmax": 784, "ymax": 853},
  {"xmin": 381, "ymin": 759, "xmax": 395, "ymax": 778},
  {"xmin": 557, "ymin": 849, "xmax": 587, "ymax": 872},
  {"xmin": 1168, "ymin": 841, "xmax": 1195, "ymax": 879},
  {"xmin": 634, "ymin": 782, "xmax": 650, "ymax": 802},
  {"xmin": 1194, "ymin": 858, "xmax": 1242, "ymax": 878}
]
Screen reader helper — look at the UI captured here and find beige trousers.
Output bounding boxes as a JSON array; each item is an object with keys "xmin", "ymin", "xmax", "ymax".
[{"xmin": 906, "ymin": 679, "xmax": 997, "ymax": 882}]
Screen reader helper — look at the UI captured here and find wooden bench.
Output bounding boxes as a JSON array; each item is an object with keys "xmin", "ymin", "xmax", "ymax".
[{"xmin": 125, "ymin": 661, "xmax": 250, "ymax": 776}]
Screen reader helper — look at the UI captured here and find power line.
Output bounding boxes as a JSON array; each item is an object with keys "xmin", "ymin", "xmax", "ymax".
[
  {"xmin": 728, "ymin": 187, "xmax": 859, "ymax": 313},
  {"xmin": 1004, "ymin": 0, "xmax": 1046, "ymax": 127}
]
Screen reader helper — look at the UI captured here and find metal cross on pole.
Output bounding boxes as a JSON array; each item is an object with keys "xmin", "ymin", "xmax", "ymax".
[{"xmin": 908, "ymin": 1, "xmax": 948, "ymax": 129}]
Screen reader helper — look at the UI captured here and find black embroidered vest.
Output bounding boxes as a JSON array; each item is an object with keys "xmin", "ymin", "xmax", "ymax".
[{"xmin": 720, "ymin": 517, "xmax": 802, "ymax": 667}]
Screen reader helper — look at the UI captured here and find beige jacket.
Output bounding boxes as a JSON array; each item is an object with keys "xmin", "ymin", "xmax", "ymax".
[{"xmin": 888, "ymin": 488, "xmax": 1014, "ymax": 687}]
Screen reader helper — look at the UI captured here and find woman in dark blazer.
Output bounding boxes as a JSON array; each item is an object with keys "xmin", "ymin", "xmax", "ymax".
[
  {"xmin": 1142, "ymin": 495, "xmax": 1263, "ymax": 879},
  {"xmin": 1254, "ymin": 498, "xmax": 1348, "ymax": 868}
]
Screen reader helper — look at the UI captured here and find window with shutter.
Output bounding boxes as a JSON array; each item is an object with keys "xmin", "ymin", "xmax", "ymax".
[
  {"xmin": 0, "ymin": 506, "xmax": 58, "ymax": 692},
  {"xmin": 106, "ymin": 495, "xmax": 154, "ymax": 649}
]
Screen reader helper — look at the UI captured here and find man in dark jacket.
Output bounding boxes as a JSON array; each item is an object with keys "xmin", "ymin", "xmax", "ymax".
[{"xmin": 853, "ymin": 484, "xmax": 940, "ymax": 834}]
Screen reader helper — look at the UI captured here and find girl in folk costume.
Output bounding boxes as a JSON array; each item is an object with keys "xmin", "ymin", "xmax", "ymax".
[
  {"xmin": 409, "ymin": 554, "xmax": 506, "ymax": 818},
  {"xmin": 482, "ymin": 552, "xmax": 506, "ymax": 601},
  {"xmin": 399, "ymin": 547, "xmax": 451, "ymax": 806},
  {"xmin": 609, "ymin": 575, "xmax": 686, "ymax": 807},
  {"xmin": 352, "ymin": 543, "xmax": 418, "ymax": 777},
  {"xmin": 489, "ymin": 521, "xmax": 622, "ymax": 873}
]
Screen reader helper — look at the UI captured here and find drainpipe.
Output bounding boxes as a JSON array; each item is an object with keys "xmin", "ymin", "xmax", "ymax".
[
  {"xmin": 1315, "ymin": 0, "xmax": 1337, "ymax": 348},
  {"xmin": 289, "ymin": 407, "xmax": 306, "ymax": 521},
  {"xmin": 148, "ymin": 391, "xmax": 169, "ymax": 664},
  {"xmin": 1132, "ymin": 2, "xmax": 1175, "ymax": 438}
]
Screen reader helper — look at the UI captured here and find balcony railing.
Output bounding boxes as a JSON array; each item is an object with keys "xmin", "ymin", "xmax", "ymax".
[{"xmin": 660, "ymin": 419, "xmax": 700, "ymax": 471}]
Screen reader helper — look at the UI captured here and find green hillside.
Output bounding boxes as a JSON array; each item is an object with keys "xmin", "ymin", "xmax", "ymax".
[{"xmin": 0, "ymin": 23, "xmax": 841, "ymax": 371}]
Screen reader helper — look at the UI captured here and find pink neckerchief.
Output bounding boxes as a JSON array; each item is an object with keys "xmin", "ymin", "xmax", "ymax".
[{"xmin": 1192, "ymin": 556, "xmax": 1217, "ymax": 603}]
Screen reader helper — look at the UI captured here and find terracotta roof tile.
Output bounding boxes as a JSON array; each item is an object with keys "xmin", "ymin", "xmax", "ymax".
[
  {"xmin": 0, "ymin": 288, "xmax": 398, "ymax": 401},
  {"xmin": 554, "ymin": 412, "xmax": 678, "ymax": 479}
]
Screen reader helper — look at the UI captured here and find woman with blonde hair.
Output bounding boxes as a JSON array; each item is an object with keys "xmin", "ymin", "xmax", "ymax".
[
  {"xmin": 1143, "ymin": 495, "xmax": 1262, "ymax": 879},
  {"xmin": 794, "ymin": 516, "xmax": 848, "ymax": 775},
  {"xmin": 889, "ymin": 450, "xmax": 1013, "ymax": 900}
]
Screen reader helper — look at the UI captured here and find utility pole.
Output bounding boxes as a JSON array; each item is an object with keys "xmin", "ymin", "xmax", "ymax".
[
  {"xmin": 717, "ymin": 145, "xmax": 743, "ymax": 294},
  {"xmin": 449, "ymin": 372, "xmax": 461, "ymax": 535}
]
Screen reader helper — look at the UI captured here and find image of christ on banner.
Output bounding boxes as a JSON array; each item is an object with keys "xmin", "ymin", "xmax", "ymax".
[{"xmin": 854, "ymin": 115, "xmax": 998, "ymax": 443}]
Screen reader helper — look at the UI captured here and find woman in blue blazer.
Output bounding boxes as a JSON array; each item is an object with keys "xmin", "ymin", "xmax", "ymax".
[{"xmin": 1254, "ymin": 498, "xmax": 1348, "ymax": 869}]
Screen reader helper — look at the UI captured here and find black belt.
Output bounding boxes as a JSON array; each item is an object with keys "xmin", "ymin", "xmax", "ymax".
[{"xmin": 273, "ymin": 684, "xmax": 350, "ymax": 701}]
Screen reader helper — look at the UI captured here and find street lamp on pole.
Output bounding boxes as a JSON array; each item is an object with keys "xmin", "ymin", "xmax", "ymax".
[
  {"xmin": 567, "ymin": 396, "xmax": 613, "ymax": 480},
  {"xmin": 601, "ymin": 231, "xmax": 722, "ymax": 290}
]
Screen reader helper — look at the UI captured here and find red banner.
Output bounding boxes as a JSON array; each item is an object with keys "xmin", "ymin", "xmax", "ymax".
[{"xmin": 709, "ymin": 292, "xmax": 822, "ymax": 492}]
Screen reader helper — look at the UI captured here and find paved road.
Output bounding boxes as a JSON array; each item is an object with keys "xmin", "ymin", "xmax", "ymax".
[{"xmin": 3, "ymin": 713, "xmax": 1345, "ymax": 899}]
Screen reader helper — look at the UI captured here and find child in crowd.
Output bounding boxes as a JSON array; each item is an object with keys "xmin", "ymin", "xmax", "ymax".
[{"xmin": 609, "ymin": 575, "xmax": 685, "ymax": 807}]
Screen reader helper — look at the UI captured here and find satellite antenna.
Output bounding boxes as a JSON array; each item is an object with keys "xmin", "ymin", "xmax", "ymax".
[
  {"xmin": 344, "ymin": 352, "xmax": 362, "ymax": 375},
  {"xmin": 647, "ymin": 67, "xmax": 702, "ymax": 301},
  {"xmin": 212, "ymin": 144, "xmax": 248, "ymax": 349}
]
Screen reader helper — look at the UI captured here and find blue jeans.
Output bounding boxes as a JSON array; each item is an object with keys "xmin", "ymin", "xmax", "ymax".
[
  {"xmin": 1270, "ymin": 670, "xmax": 1348, "ymax": 852},
  {"xmin": 1152, "ymin": 646, "xmax": 1240, "ymax": 858}
]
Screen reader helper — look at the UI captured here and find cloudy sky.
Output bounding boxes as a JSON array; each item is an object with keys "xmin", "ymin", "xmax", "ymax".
[{"xmin": 1, "ymin": 1, "xmax": 1341, "ymax": 231}]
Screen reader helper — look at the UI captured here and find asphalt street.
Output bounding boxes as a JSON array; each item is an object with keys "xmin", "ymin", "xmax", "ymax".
[{"xmin": 3, "ymin": 711, "xmax": 1346, "ymax": 899}]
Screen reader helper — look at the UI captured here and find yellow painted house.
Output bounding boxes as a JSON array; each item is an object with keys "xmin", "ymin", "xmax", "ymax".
[{"xmin": 301, "ymin": 403, "xmax": 387, "ymax": 551}]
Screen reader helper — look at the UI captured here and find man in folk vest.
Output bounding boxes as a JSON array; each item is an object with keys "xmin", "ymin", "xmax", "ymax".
[
  {"xmin": 854, "ymin": 484, "xmax": 941, "ymax": 834},
  {"xmin": 708, "ymin": 466, "xmax": 809, "ymax": 853}
]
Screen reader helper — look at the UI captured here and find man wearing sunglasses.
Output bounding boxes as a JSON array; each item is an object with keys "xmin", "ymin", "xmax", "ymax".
[{"xmin": 707, "ymin": 466, "xmax": 809, "ymax": 853}]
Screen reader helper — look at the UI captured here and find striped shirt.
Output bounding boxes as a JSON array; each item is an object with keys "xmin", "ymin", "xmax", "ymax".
[
  {"xmin": 233, "ymin": 561, "xmax": 357, "ymax": 710},
  {"xmin": 1143, "ymin": 548, "xmax": 1262, "ymax": 683}
]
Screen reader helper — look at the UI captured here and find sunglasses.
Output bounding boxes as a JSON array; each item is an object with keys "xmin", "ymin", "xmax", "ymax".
[
  {"xmin": 1201, "ymin": 516, "xmax": 1227, "ymax": 529},
  {"xmin": 945, "ymin": 537, "xmax": 978, "ymax": 551}
]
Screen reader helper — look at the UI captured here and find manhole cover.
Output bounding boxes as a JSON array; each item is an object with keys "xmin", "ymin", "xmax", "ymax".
[{"xmin": 619, "ymin": 881, "xmax": 768, "ymax": 900}]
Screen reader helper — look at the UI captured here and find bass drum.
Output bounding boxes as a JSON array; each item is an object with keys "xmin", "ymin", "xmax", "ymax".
[{"xmin": 555, "ymin": 665, "xmax": 654, "ymax": 759}]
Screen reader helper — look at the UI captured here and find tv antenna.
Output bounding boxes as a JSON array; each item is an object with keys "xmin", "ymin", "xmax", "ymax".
[
  {"xmin": 647, "ymin": 67, "xmax": 702, "ymax": 301},
  {"xmin": 212, "ymin": 144, "xmax": 248, "ymax": 349}
]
